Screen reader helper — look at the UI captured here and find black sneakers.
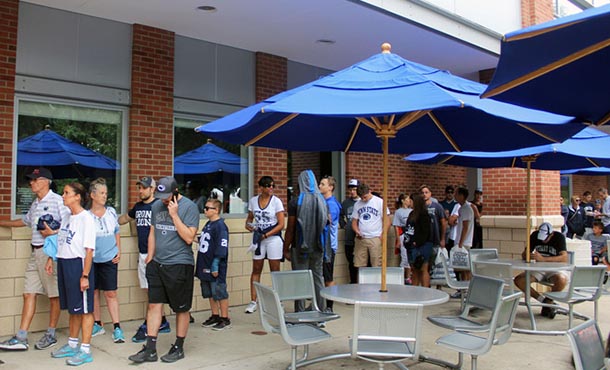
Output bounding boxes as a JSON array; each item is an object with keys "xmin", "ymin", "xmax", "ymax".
[
  {"xmin": 202, "ymin": 315, "xmax": 221, "ymax": 328},
  {"xmin": 160, "ymin": 345, "xmax": 185, "ymax": 363},
  {"xmin": 128, "ymin": 346, "xmax": 158, "ymax": 363},
  {"xmin": 212, "ymin": 318, "xmax": 232, "ymax": 331},
  {"xmin": 540, "ymin": 298, "xmax": 557, "ymax": 319}
]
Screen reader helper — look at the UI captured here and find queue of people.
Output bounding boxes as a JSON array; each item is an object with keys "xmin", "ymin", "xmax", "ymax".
[{"xmin": 2, "ymin": 167, "xmax": 608, "ymax": 366}]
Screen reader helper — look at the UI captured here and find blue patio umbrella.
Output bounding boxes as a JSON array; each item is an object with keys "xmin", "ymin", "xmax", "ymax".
[
  {"xmin": 197, "ymin": 44, "xmax": 584, "ymax": 290},
  {"xmin": 482, "ymin": 4, "xmax": 610, "ymax": 125},
  {"xmin": 18, "ymin": 129, "xmax": 120, "ymax": 178},
  {"xmin": 174, "ymin": 141, "xmax": 247, "ymax": 175},
  {"xmin": 405, "ymin": 126, "xmax": 610, "ymax": 260},
  {"xmin": 561, "ymin": 167, "xmax": 610, "ymax": 176}
]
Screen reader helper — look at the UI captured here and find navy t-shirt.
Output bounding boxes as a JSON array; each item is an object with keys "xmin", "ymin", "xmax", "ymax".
[
  {"xmin": 127, "ymin": 199, "xmax": 158, "ymax": 254},
  {"xmin": 196, "ymin": 218, "xmax": 229, "ymax": 282}
]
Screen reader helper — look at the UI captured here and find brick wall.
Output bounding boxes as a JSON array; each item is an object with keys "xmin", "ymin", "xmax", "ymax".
[
  {"xmin": 254, "ymin": 52, "xmax": 288, "ymax": 205},
  {"xmin": 572, "ymin": 174, "xmax": 610, "ymax": 197},
  {"xmin": 0, "ymin": 0, "xmax": 18, "ymax": 218},
  {"xmin": 521, "ymin": 0, "xmax": 554, "ymax": 27},
  {"xmin": 346, "ymin": 152, "xmax": 467, "ymax": 211},
  {"xmin": 128, "ymin": 24, "xmax": 175, "ymax": 204},
  {"xmin": 291, "ymin": 152, "xmax": 321, "ymax": 190}
]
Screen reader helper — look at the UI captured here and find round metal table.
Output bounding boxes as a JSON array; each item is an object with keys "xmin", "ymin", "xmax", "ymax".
[{"xmin": 320, "ymin": 283, "xmax": 449, "ymax": 306}]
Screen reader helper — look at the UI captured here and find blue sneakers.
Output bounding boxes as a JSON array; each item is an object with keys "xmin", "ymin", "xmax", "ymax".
[
  {"xmin": 91, "ymin": 323, "xmax": 105, "ymax": 337},
  {"xmin": 159, "ymin": 321, "xmax": 171, "ymax": 333},
  {"xmin": 112, "ymin": 327, "xmax": 125, "ymax": 343},
  {"xmin": 66, "ymin": 349, "xmax": 93, "ymax": 366},
  {"xmin": 51, "ymin": 344, "xmax": 79, "ymax": 358}
]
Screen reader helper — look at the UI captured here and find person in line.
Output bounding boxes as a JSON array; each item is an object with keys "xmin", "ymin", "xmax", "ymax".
[
  {"xmin": 117, "ymin": 176, "xmax": 170, "ymax": 343},
  {"xmin": 453, "ymin": 187, "xmax": 474, "ymax": 281},
  {"xmin": 0, "ymin": 168, "xmax": 70, "ymax": 351},
  {"xmin": 514, "ymin": 222, "xmax": 569, "ymax": 319},
  {"xmin": 319, "ymin": 175, "xmax": 341, "ymax": 312},
  {"xmin": 596, "ymin": 188, "xmax": 610, "ymax": 234},
  {"xmin": 283, "ymin": 170, "xmax": 329, "ymax": 312},
  {"xmin": 46, "ymin": 182, "xmax": 96, "ymax": 366},
  {"xmin": 340, "ymin": 179, "xmax": 360, "ymax": 283},
  {"xmin": 581, "ymin": 191, "xmax": 596, "ymax": 239},
  {"xmin": 403, "ymin": 194, "xmax": 433, "ymax": 287},
  {"xmin": 393, "ymin": 193, "xmax": 412, "ymax": 284},
  {"xmin": 88, "ymin": 178, "xmax": 124, "ymax": 343},
  {"xmin": 566, "ymin": 195, "xmax": 585, "ymax": 239},
  {"xmin": 471, "ymin": 189, "xmax": 483, "ymax": 249},
  {"xmin": 352, "ymin": 183, "xmax": 390, "ymax": 269},
  {"xmin": 128, "ymin": 177, "xmax": 199, "ymax": 363},
  {"xmin": 585, "ymin": 221, "xmax": 610, "ymax": 268},
  {"xmin": 198, "ymin": 199, "xmax": 231, "ymax": 331},
  {"xmin": 243, "ymin": 176, "xmax": 285, "ymax": 314},
  {"xmin": 419, "ymin": 185, "xmax": 447, "ymax": 264}
]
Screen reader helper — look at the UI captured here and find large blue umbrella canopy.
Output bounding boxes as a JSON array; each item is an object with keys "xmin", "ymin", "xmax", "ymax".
[
  {"xmin": 405, "ymin": 126, "xmax": 610, "ymax": 261},
  {"xmin": 199, "ymin": 45, "xmax": 583, "ymax": 154},
  {"xmin": 561, "ymin": 167, "xmax": 610, "ymax": 176},
  {"xmin": 18, "ymin": 129, "xmax": 120, "ymax": 178},
  {"xmin": 174, "ymin": 141, "xmax": 247, "ymax": 175},
  {"xmin": 405, "ymin": 127, "xmax": 610, "ymax": 170},
  {"xmin": 482, "ymin": 4, "xmax": 610, "ymax": 125},
  {"xmin": 197, "ymin": 44, "xmax": 584, "ymax": 290}
]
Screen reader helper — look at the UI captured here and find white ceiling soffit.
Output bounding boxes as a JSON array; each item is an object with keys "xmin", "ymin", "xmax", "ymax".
[{"xmin": 22, "ymin": 0, "xmax": 501, "ymax": 78}]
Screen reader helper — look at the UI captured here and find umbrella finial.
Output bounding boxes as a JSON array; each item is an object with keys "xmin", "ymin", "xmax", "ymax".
[{"xmin": 381, "ymin": 43, "xmax": 391, "ymax": 54}]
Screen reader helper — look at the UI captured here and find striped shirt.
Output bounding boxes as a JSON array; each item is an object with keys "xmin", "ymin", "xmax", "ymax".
[{"xmin": 22, "ymin": 190, "xmax": 70, "ymax": 246}]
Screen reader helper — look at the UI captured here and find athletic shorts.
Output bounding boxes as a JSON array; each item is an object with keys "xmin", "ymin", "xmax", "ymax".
[
  {"xmin": 94, "ymin": 260, "xmax": 118, "ymax": 291},
  {"xmin": 530, "ymin": 270, "xmax": 570, "ymax": 284},
  {"xmin": 24, "ymin": 247, "xmax": 59, "ymax": 297},
  {"xmin": 57, "ymin": 257, "xmax": 95, "ymax": 314},
  {"xmin": 138, "ymin": 253, "xmax": 148, "ymax": 289},
  {"xmin": 323, "ymin": 251, "xmax": 336, "ymax": 283},
  {"xmin": 200, "ymin": 280, "xmax": 229, "ymax": 301},
  {"xmin": 252, "ymin": 236, "xmax": 283, "ymax": 260},
  {"xmin": 146, "ymin": 260, "xmax": 194, "ymax": 312}
]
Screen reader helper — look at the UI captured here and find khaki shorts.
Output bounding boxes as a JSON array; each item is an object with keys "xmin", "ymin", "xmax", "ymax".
[
  {"xmin": 354, "ymin": 237, "xmax": 382, "ymax": 267},
  {"xmin": 24, "ymin": 247, "xmax": 59, "ymax": 297}
]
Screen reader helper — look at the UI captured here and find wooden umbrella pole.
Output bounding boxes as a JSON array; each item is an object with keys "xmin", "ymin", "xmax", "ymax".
[
  {"xmin": 381, "ymin": 134, "xmax": 389, "ymax": 292},
  {"xmin": 523, "ymin": 156, "xmax": 536, "ymax": 263}
]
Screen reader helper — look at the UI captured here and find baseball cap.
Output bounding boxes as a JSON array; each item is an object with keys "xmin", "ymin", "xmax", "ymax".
[
  {"xmin": 154, "ymin": 176, "xmax": 178, "ymax": 200},
  {"xmin": 136, "ymin": 176, "xmax": 156, "ymax": 188},
  {"xmin": 348, "ymin": 179, "xmax": 359, "ymax": 187},
  {"xmin": 25, "ymin": 167, "xmax": 53, "ymax": 181},
  {"xmin": 537, "ymin": 222, "xmax": 553, "ymax": 241}
]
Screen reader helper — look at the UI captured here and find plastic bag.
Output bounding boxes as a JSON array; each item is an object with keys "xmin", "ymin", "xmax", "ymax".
[
  {"xmin": 450, "ymin": 246, "xmax": 470, "ymax": 269},
  {"xmin": 431, "ymin": 248, "xmax": 456, "ymax": 280}
]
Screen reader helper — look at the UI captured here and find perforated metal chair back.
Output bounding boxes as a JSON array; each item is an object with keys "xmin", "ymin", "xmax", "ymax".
[
  {"xmin": 464, "ymin": 274, "xmax": 505, "ymax": 313},
  {"xmin": 570, "ymin": 265, "xmax": 606, "ymax": 296},
  {"xmin": 358, "ymin": 267, "xmax": 404, "ymax": 285},
  {"xmin": 440, "ymin": 254, "xmax": 468, "ymax": 289},
  {"xmin": 352, "ymin": 301, "xmax": 423, "ymax": 368},
  {"xmin": 566, "ymin": 320, "xmax": 606, "ymax": 370},
  {"xmin": 271, "ymin": 270, "xmax": 319, "ymax": 307},
  {"xmin": 492, "ymin": 292, "xmax": 522, "ymax": 346},
  {"xmin": 468, "ymin": 248, "xmax": 499, "ymax": 270},
  {"xmin": 471, "ymin": 261, "xmax": 514, "ymax": 295},
  {"xmin": 254, "ymin": 281, "xmax": 283, "ymax": 335}
]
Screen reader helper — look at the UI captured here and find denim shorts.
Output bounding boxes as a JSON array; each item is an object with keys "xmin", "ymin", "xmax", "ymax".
[
  {"xmin": 408, "ymin": 242, "xmax": 434, "ymax": 270},
  {"xmin": 200, "ymin": 280, "xmax": 229, "ymax": 301}
]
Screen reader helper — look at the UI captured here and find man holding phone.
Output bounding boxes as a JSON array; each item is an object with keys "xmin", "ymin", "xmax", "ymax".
[{"xmin": 129, "ymin": 177, "xmax": 199, "ymax": 364}]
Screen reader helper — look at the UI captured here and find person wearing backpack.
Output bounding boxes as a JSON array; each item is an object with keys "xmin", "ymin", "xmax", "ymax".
[{"xmin": 403, "ymin": 194, "xmax": 434, "ymax": 287}]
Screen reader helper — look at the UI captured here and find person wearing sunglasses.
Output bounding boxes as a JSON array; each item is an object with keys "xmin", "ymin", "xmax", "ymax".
[
  {"xmin": 567, "ymin": 195, "xmax": 585, "ymax": 239},
  {"xmin": 244, "ymin": 176, "xmax": 285, "ymax": 314}
]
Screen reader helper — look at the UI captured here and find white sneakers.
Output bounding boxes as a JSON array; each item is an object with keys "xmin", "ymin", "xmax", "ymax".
[{"xmin": 245, "ymin": 301, "xmax": 258, "ymax": 314}]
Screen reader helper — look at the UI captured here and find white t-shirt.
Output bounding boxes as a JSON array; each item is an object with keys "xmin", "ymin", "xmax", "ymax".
[
  {"xmin": 56, "ymin": 210, "xmax": 96, "ymax": 259},
  {"xmin": 248, "ymin": 195, "xmax": 285, "ymax": 231},
  {"xmin": 449, "ymin": 203, "xmax": 461, "ymax": 241},
  {"xmin": 454, "ymin": 201, "xmax": 474, "ymax": 248},
  {"xmin": 351, "ymin": 195, "xmax": 389, "ymax": 238}
]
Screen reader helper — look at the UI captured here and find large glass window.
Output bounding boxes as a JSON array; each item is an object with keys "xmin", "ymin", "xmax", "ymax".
[
  {"xmin": 174, "ymin": 116, "xmax": 249, "ymax": 215},
  {"xmin": 15, "ymin": 98, "xmax": 125, "ymax": 216}
]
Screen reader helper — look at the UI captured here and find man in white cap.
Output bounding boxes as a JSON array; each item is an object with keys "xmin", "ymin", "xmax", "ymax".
[
  {"xmin": 0, "ymin": 167, "xmax": 70, "ymax": 350},
  {"xmin": 128, "ymin": 177, "xmax": 199, "ymax": 364},
  {"xmin": 514, "ymin": 222, "xmax": 569, "ymax": 319}
]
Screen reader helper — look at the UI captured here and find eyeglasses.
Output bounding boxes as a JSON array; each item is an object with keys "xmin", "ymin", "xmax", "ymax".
[
  {"xmin": 575, "ymin": 199, "xmax": 581, "ymax": 202},
  {"xmin": 204, "ymin": 206, "xmax": 217, "ymax": 211},
  {"xmin": 263, "ymin": 184, "xmax": 275, "ymax": 188}
]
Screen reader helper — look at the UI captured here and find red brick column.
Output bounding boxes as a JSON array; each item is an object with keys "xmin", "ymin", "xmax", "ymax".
[
  {"xmin": 254, "ymin": 52, "xmax": 288, "ymax": 205},
  {"xmin": 521, "ymin": 0, "xmax": 554, "ymax": 27},
  {"xmin": 0, "ymin": 0, "xmax": 18, "ymax": 218},
  {"xmin": 128, "ymin": 24, "xmax": 175, "ymax": 204},
  {"xmin": 572, "ymin": 175, "xmax": 610, "ymax": 198}
]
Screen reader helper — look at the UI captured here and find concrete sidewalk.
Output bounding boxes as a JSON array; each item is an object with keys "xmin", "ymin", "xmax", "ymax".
[{"xmin": 0, "ymin": 289, "xmax": 608, "ymax": 370}]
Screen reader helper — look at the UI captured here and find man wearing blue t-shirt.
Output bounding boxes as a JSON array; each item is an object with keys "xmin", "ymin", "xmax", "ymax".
[{"xmin": 319, "ymin": 176, "xmax": 341, "ymax": 312}]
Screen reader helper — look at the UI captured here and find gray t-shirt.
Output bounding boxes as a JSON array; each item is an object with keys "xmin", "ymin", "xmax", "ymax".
[{"xmin": 152, "ymin": 196, "xmax": 200, "ymax": 265}]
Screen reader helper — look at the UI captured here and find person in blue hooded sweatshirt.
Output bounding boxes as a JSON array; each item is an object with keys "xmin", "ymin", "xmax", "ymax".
[{"xmin": 283, "ymin": 170, "xmax": 329, "ymax": 312}]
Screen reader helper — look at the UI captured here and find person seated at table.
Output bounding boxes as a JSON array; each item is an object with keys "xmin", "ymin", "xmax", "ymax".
[
  {"xmin": 514, "ymin": 222, "xmax": 569, "ymax": 319},
  {"xmin": 585, "ymin": 221, "xmax": 610, "ymax": 269}
]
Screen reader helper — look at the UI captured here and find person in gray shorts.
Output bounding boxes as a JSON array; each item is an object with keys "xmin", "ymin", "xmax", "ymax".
[{"xmin": 0, "ymin": 167, "xmax": 70, "ymax": 351}]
